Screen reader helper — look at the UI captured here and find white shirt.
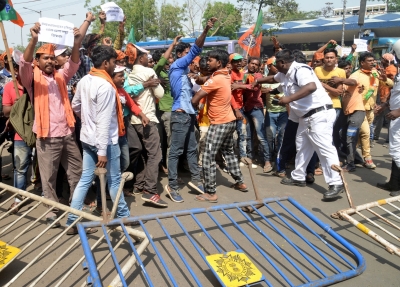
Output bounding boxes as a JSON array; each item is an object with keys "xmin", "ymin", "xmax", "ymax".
[
  {"xmin": 128, "ymin": 65, "xmax": 164, "ymax": 124},
  {"xmin": 274, "ymin": 61, "xmax": 332, "ymax": 118},
  {"xmin": 72, "ymin": 75, "xmax": 118, "ymax": 156},
  {"xmin": 390, "ymin": 73, "xmax": 400, "ymax": 110}
]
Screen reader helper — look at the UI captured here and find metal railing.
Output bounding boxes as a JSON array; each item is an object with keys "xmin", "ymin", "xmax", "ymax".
[
  {"xmin": 79, "ymin": 196, "xmax": 366, "ymax": 287},
  {"xmin": 0, "ymin": 179, "xmax": 149, "ymax": 286}
]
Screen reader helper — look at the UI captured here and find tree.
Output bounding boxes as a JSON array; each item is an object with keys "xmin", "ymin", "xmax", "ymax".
[
  {"xmin": 12, "ymin": 45, "xmax": 26, "ymax": 52},
  {"xmin": 388, "ymin": 0, "xmax": 400, "ymax": 11},
  {"xmin": 157, "ymin": 2, "xmax": 185, "ymax": 40},
  {"xmin": 202, "ymin": 2, "xmax": 242, "ymax": 38},
  {"xmin": 84, "ymin": 0, "xmax": 158, "ymax": 42},
  {"xmin": 181, "ymin": 0, "xmax": 211, "ymax": 36}
]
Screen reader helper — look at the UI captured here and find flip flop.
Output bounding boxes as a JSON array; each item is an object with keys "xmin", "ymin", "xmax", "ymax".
[
  {"xmin": 2, "ymin": 174, "xmax": 11, "ymax": 180},
  {"xmin": 263, "ymin": 164, "xmax": 273, "ymax": 173},
  {"xmin": 123, "ymin": 190, "xmax": 134, "ymax": 197},
  {"xmin": 194, "ymin": 194, "xmax": 218, "ymax": 203},
  {"xmin": 66, "ymin": 227, "xmax": 97, "ymax": 236}
]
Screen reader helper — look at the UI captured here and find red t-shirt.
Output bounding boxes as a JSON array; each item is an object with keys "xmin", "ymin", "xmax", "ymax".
[{"xmin": 2, "ymin": 81, "xmax": 23, "ymax": 141}]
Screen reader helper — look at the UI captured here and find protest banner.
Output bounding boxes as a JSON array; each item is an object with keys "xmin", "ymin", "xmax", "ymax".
[
  {"xmin": 100, "ymin": 2, "xmax": 124, "ymax": 22},
  {"xmin": 354, "ymin": 39, "xmax": 368, "ymax": 52},
  {"xmin": 38, "ymin": 17, "xmax": 74, "ymax": 46}
]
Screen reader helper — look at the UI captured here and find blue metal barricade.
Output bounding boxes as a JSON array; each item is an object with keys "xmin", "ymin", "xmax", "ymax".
[{"xmin": 78, "ymin": 196, "xmax": 366, "ymax": 287}]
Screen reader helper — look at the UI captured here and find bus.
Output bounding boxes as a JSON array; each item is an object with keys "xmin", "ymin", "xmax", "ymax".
[
  {"xmin": 368, "ymin": 37, "xmax": 400, "ymax": 59},
  {"xmin": 135, "ymin": 36, "xmax": 245, "ymax": 56}
]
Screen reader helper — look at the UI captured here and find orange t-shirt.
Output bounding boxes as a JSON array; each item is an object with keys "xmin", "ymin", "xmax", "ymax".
[
  {"xmin": 379, "ymin": 64, "xmax": 397, "ymax": 102},
  {"xmin": 201, "ymin": 69, "xmax": 236, "ymax": 125},
  {"xmin": 342, "ymin": 70, "xmax": 367, "ymax": 115}
]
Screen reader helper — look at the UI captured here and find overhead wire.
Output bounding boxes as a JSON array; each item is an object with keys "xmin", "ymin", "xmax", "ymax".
[{"xmin": 19, "ymin": 0, "xmax": 84, "ymax": 16}]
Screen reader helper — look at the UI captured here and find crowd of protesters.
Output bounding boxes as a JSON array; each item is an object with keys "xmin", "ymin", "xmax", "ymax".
[{"xmin": 0, "ymin": 11, "xmax": 400, "ymax": 235}]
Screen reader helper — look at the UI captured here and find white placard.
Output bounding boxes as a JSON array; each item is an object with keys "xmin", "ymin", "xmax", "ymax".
[
  {"xmin": 100, "ymin": 2, "xmax": 124, "ymax": 22},
  {"xmin": 354, "ymin": 39, "xmax": 368, "ymax": 52},
  {"xmin": 341, "ymin": 47, "xmax": 352, "ymax": 57},
  {"xmin": 38, "ymin": 18, "xmax": 74, "ymax": 47},
  {"xmin": 335, "ymin": 45, "xmax": 342, "ymax": 57}
]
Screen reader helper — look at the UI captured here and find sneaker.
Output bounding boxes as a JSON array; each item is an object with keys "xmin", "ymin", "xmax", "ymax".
[
  {"xmin": 364, "ymin": 157, "xmax": 376, "ymax": 169},
  {"xmin": 280, "ymin": 177, "xmax": 306, "ymax": 187},
  {"xmin": 164, "ymin": 185, "xmax": 184, "ymax": 203},
  {"xmin": 141, "ymin": 192, "xmax": 168, "ymax": 207},
  {"xmin": 132, "ymin": 187, "xmax": 143, "ymax": 195},
  {"xmin": 188, "ymin": 181, "xmax": 205, "ymax": 194}
]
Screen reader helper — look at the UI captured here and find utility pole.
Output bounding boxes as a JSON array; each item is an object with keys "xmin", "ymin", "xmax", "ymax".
[
  {"xmin": 143, "ymin": 12, "xmax": 145, "ymax": 41},
  {"xmin": 341, "ymin": 0, "xmax": 346, "ymax": 46}
]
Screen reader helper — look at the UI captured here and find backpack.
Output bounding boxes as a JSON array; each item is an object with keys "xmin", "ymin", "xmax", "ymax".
[{"xmin": 9, "ymin": 87, "xmax": 36, "ymax": 147}]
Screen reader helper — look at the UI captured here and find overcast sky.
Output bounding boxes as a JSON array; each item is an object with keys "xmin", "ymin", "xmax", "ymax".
[{"xmin": 1, "ymin": 0, "xmax": 384, "ymax": 50}]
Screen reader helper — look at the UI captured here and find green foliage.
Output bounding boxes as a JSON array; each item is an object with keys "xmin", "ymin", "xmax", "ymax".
[
  {"xmin": 13, "ymin": 45, "xmax": 26, "ymax": 52},
  {"xmin": 202, "ymin": 2, "xmax": 242, "ymax": 39},
  {"xmin": 85, "ymin": 0, "xmax": 158, "ymax": 42},
  {"xmin": 158, "ymin": 3, "xmax": 185, "ymax": 40}
]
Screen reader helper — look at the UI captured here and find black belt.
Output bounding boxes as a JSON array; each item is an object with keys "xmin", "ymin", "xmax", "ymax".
[{"xmin": 302, "ymin": 104, "xmax": 333, "ymax": 118}]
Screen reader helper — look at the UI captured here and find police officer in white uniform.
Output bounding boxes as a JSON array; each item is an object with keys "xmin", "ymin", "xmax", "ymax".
[
  {"xmin": 256, "ymin": 49, "xmax": 344, "ymax": 199},
  {"xmin": 377, "ymin": 40, "xmax": 400, "ymax": 196}
]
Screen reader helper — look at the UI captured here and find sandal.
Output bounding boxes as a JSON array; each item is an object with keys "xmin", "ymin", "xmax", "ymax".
[
  {"xmin": 263, "ymin": 164, "xmax": 273, "ymax": 173},
  {"xmin": 8, "ymin": 202, "xmax": 20, "ymax": 215},
  {"xmin": 2, "ymin": 174, "xmax": 11, "ymax": 180},
  {"xmin": 123, "ymin": 189, "xmax": 134, "ymax": 197},
  {"xmin": 194, "ymin": 194, "xmax": 218, "ymax": 203},
  {"xmin": 66, "ymin": 226, "xmax": 97, "ymax": 236},
  {"xmin": 82, "ymin": 203, "xmax": 96, "ymax": 213},
  {"xmin": 315, "ymin": 167, "xmax": 323, "ymax": 176},
  {"xmin": 92, "ymin": 207, "xmax": 111, "ymax": 217}
]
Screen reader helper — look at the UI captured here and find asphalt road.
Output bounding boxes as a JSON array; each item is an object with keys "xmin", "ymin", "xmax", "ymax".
[{"xmin": 0, "ymin": 132, "xmax": 399, "ymax": 286}]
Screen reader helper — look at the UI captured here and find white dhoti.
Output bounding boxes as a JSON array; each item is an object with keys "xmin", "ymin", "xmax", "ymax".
[{"xmin": 291, "ymin": 109, "xmax": 342, "ymax": 185}]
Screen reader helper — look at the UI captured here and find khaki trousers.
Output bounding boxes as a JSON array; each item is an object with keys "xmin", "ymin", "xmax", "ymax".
[{"xmin": 358, "ymin": 109, "xmax": 375, "ymax": 158}]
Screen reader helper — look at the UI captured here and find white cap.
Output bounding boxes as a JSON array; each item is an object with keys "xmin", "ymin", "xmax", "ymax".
[
  {"xmin": 133, "ymin": 44, "xmax": 149, "ymax": 54},
  {"xmin": 12, "ymin": 50, "xmax": 22, "ymax": 66},
  {"xmin": 54, "ymin": 45, "xmax": 67, "ymax": 57},
  {"xmin": 148, "ymin": 54, "xmax": 152, "ymax": 60},
  {"xmin": 114, "ymin": 65, "xmax": 126, "ymax": 73}
]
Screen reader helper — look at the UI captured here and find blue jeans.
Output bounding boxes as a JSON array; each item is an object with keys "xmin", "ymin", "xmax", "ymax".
[
  {"xmin": 168, "ymin": 112, "xmax": 200, "ymax": 191},
  {"xmin": 265, "ymin": 111, "xmax": 288, "ymax": 155},
  {"xmin": 66, "ymin": 142, "xmax": 130, "ymax": 226},
  {"xmin": 14, "ymin": 141, "xmax": 32, "ymax": 201},
  {"xmin": 244, "ymin": 108, "xmax": 271, "ymax": 162},
  {"xmin": 235, "ymin": 108, "xmax": 247, "ymax": 159}
]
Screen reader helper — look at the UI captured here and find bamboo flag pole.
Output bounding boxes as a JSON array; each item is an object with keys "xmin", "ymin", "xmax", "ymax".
[
  {"xmin": 0, "ymin": 21, "xmax": 20, "ymax": 99},
  {"xmin": 245, "ymin": 34, "xmax": 254, "ymax": 59}
]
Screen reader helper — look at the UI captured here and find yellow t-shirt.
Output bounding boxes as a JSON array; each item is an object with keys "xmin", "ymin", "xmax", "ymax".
[{"xmin": 314, "ymin": 66, "xmax": 347, "ymax": 109}]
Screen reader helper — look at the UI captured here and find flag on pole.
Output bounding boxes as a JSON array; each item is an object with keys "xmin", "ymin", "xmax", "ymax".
[
  {"xmin": 127, "ymin": 24, "xmax": 136, "ymax": 44},
  {"xmin": 238, "ymin": 10, "xmax": 263, "ymax": 57},
  {"xmin": 0, "ymin": 0, "xmax": 24, "ymax": 27}
]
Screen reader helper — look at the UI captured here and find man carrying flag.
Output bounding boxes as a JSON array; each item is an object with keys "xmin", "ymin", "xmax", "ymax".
[{"xmin": 238, "ymin": 10, "xmax": 263, "ymax": 57}]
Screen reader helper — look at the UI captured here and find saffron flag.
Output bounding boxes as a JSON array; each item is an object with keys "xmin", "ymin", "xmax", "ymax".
[
  {"xmin": 0, "ymin": 0, "xmax": 24, "ymax": 27},
  {"xmin": 127, "ymin": 24, "xmax": 136, "ymax": 44},
  {"xmin": 238, "ymin": 10, "xmax": 263, "ymax": 57}
]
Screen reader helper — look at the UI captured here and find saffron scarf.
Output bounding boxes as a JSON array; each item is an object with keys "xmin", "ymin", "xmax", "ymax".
[
  {"xmin": 89, "ymin": 68, "xmax": 125, "ymax": 136},
  {"xmin": 33, "ymin": 66, "xmax": 75, "ymax": 138}
]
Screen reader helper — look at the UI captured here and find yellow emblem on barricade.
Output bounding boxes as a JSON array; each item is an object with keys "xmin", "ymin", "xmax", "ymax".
[
  {"xmin": 0, "ymin": 241, "xmax": 21, "ymax": 271},
  {"xmin": 206, "ymin": 250, "xmax": 263, "ymax": 287}
]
